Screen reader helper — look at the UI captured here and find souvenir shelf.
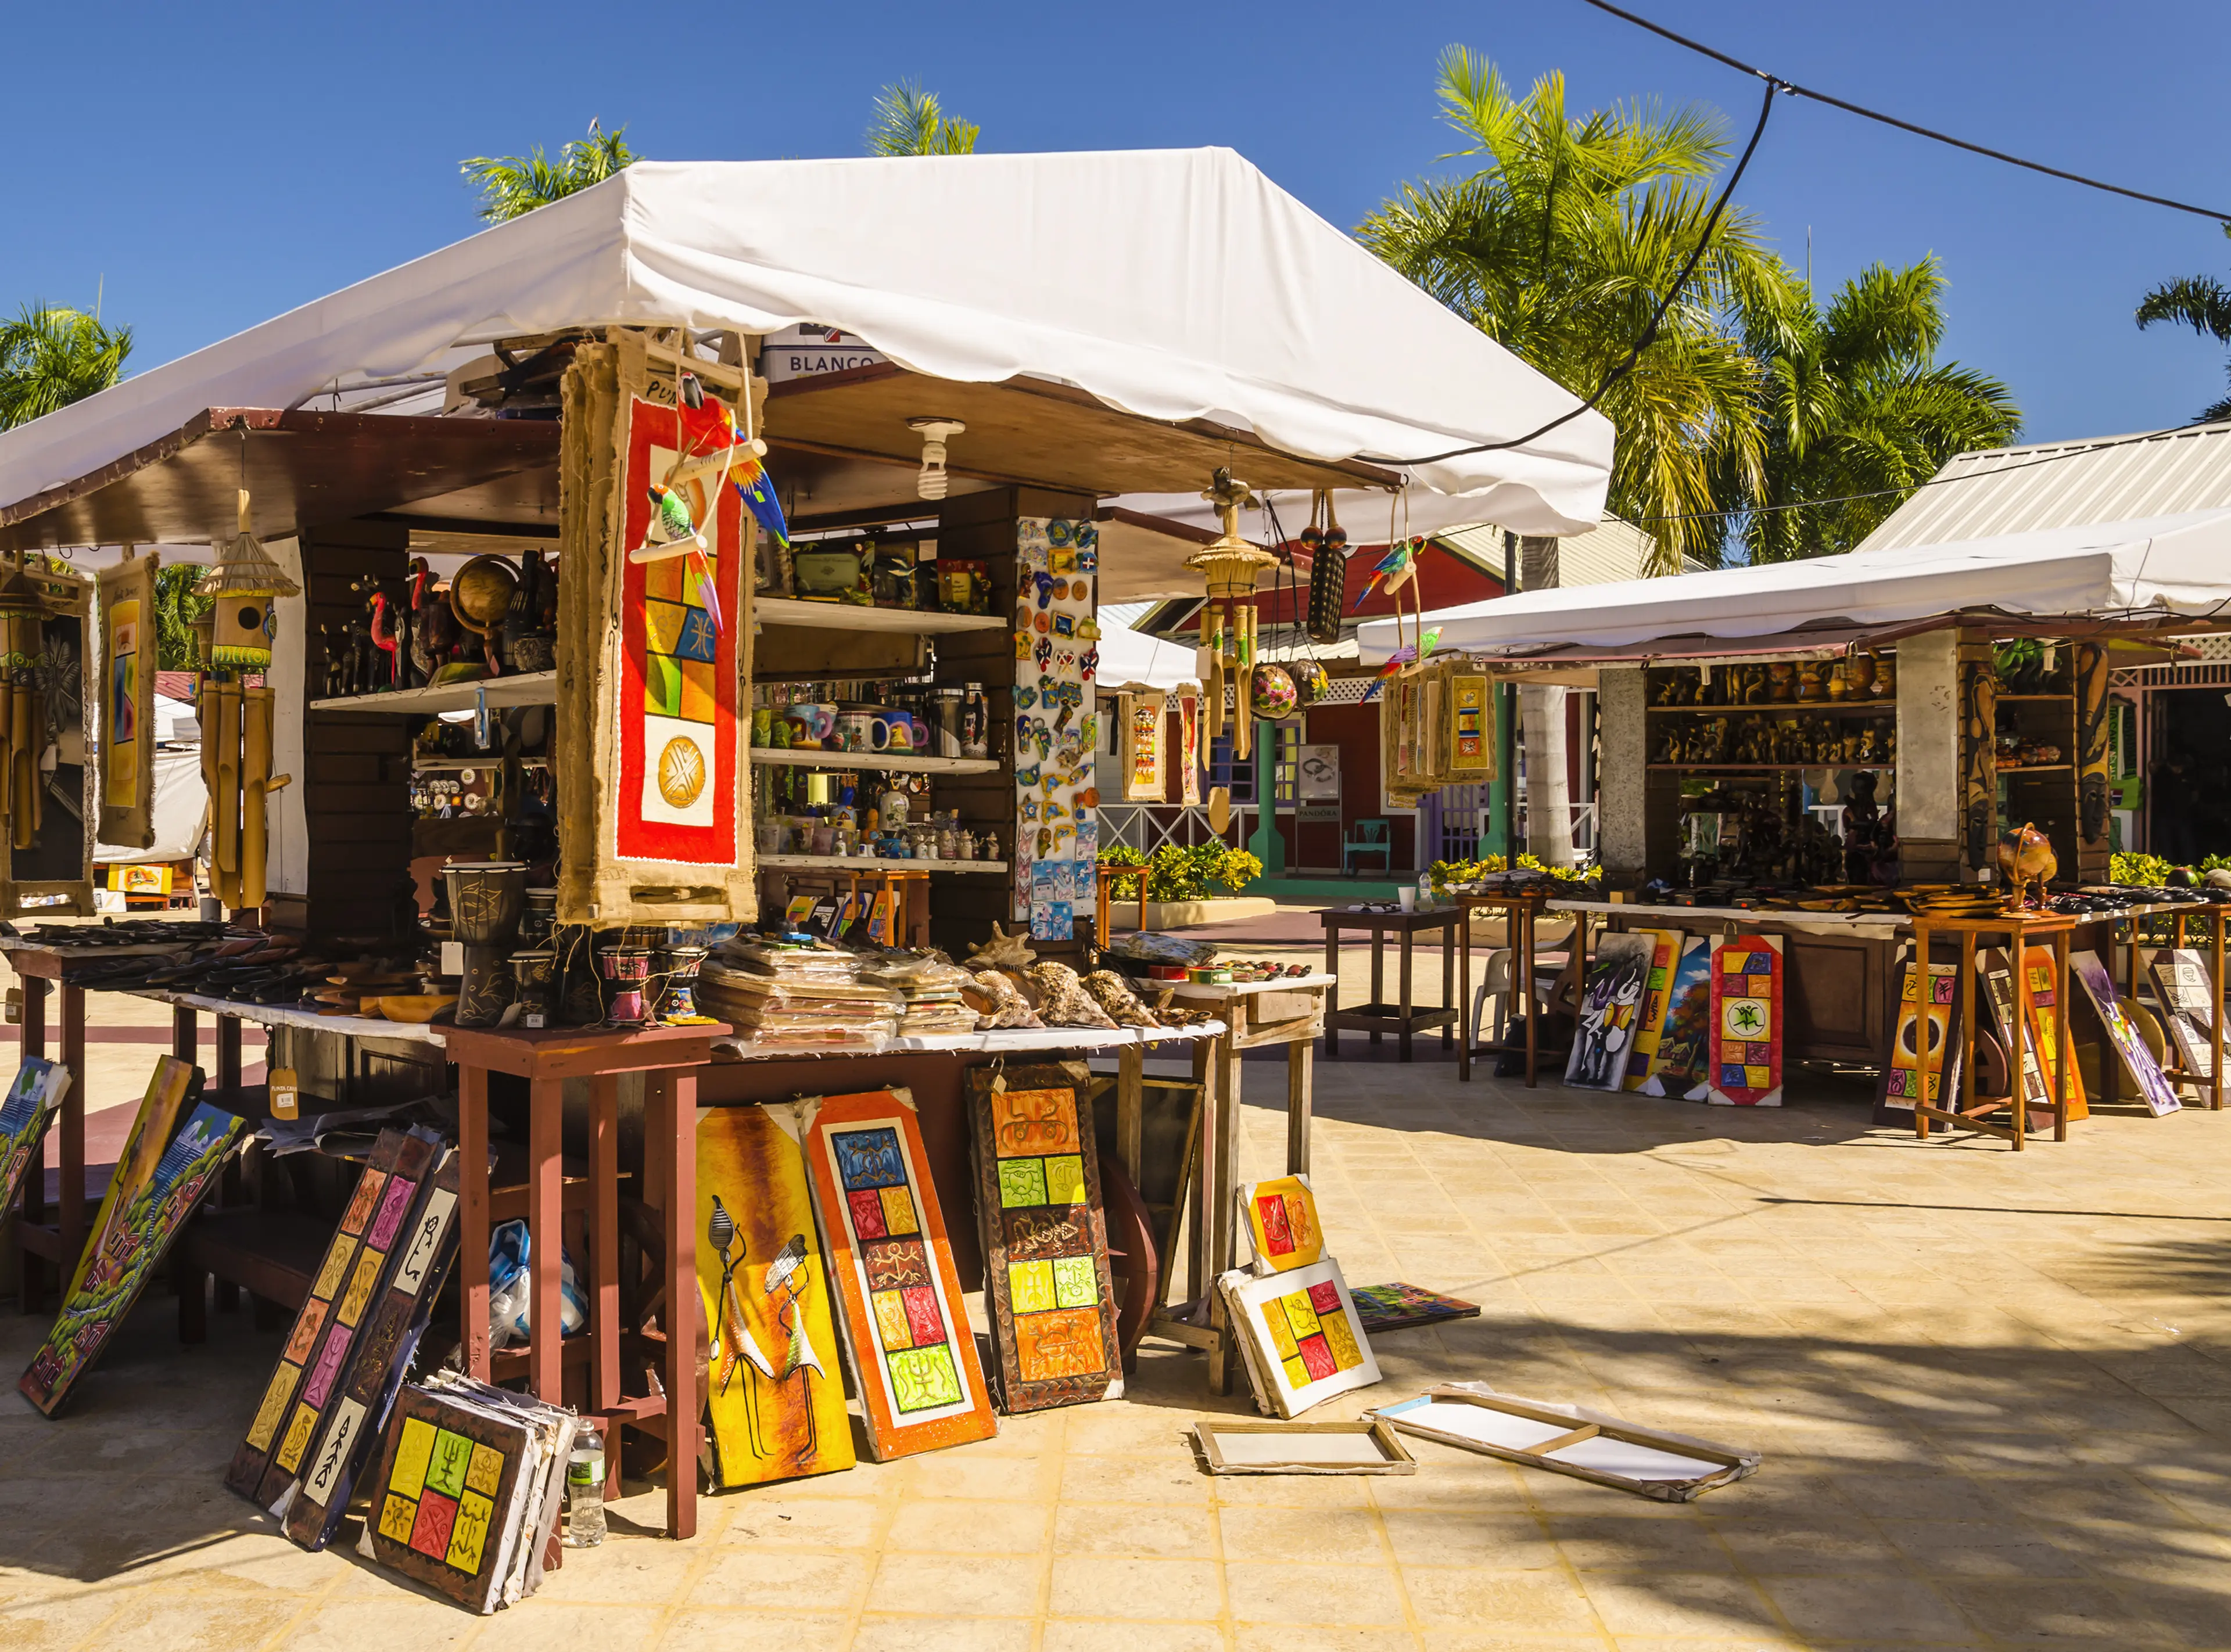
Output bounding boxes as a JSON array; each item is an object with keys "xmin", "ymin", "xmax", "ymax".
[
  {"xmin": 309, "ymin": 670, "xmax": 558, "ymax": 715},
  {"xmin": 758, "ymin": 853, "xmax": 1008, "ymax": 874},
  {"xmin": 757, "ymin": 597, "xmax": 1005, "ymax": 635},
  {"xmin": 751, "ymin": 749, "xmax": 1000, "ymax": 776},
  {"xmin": 1645, "ymin": 701, "xmax": 1892, "ymax": 718},
  {"xmin": 1647, "ymin": 763, "xmax": 1894, "ymax": 773},
  {"xmin": 411, "ymin": 756, "xmax": 549, "ymax": 771}
]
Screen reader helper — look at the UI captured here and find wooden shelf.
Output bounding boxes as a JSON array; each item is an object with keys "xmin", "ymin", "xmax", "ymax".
[
  {"xmin": 751, "ymin": 748, "xmax": 1000, "ymax": 776},
  {"xmin": 1651, "ymin": 763, "xmax": 1893, "ymax": 773},
  {"xmin": 2002, "ymin": 764, "xmax": 2074, "ymax": 774},
  {"xmin": 310, "ymin": 671, "xmax": 557, "ymax": 715},
  {"xmin": 413, "ymin": 756, "xmax": 548, "ymax": 771},
  {"xmin": 1995, "ymin": 693, "xmax": 2074, "ymax": 703},
  {"xmin": 1647, "ymin": 701, "xmax": 1895, "ymax": 717},
  {"xmin": 759, "ymin": 854, "xmax": 1007, "ymax": 874},
  {"xmin": 756, "ymin": 597, "xmax": 1004, "ymax": 635}
]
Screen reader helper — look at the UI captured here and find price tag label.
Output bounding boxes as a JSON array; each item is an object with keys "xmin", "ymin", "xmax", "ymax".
[{"xmin": 270, "ymin": 1066, "xmax": 300, "ymax": 1122}]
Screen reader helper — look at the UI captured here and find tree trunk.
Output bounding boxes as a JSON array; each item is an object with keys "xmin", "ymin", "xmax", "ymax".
[{"xmin": 1516, "ymin": 537, "xmax": 1574, "ymax": 867}]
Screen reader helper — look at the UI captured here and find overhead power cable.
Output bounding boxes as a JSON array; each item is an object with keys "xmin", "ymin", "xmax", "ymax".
[
  {"xmin": 1579, "ymin": 0, "xmax": 2231, "ymax": 221},
  {"xmin": 1370, "ymin": 78, "xmax": 1779, "ymax": 469}
]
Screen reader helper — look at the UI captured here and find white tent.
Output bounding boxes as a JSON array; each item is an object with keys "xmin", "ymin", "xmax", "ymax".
[
  {"xmin": 94, "ymin": 749, "xmax": 206, "ymax": 865},
  {"xmin": 0, "ymin": 152, "xmax": 1611, "ymax": 536},
  {"xmin": 1093, "ymin": 622, "xmax": 1199, "ymax": 695},
  {"xmin": 1357, "ymin": 510, "xmax": 2231, "ymax": 661}
]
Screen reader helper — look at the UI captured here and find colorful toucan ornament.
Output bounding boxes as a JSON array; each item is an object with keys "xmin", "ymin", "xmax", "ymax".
[
  {"xmin": 1363, "ymin": 628, "xmax": 1440, "ymax": 702},
  {"xmin": 1354, "ymin": 536, "xmax": 1424, "ymax": 610}
]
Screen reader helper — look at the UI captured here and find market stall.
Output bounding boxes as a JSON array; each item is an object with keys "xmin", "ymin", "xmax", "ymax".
[{"xmin": 0, "ymin": 149, "xmax": 1612, "ymax": 1582}]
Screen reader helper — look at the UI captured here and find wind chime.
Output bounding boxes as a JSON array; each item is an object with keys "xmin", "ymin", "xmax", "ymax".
[
  {"xmin": 198, "ymin": 479, "xmax": 297, "ymax": 914},
  {"xmin": 0, "ymin": 554, "xmax": 59, "ymax": 852},
  {"xmin": 1186, "ymin": 470, "xmax": 1280, "ymax": 831}
]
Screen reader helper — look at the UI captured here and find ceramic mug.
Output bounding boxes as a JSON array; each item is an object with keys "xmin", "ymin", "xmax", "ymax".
[
  {"xmin": 751, "ymin": 706, "xmax": 772, "ymax": 747},
  {"xmin": 870, "ymin": 713, "xmax": 915, "ymax": 753},
  {"xmin": 835, "ymin": 712, "xmax": 875, "ymax": 752},
  {"xmin": 784, "ymin": 702, "xmax": 837, "ymax": 748}
]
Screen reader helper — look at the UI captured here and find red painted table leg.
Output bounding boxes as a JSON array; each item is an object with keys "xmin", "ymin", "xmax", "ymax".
[
  {"xmin": 528, "ymin": 1078, "xmax": 564, "ymax": 1403},
  {"xmin": 459, "ymin": 1064, "xmax": 491, "ymax": 1381}
]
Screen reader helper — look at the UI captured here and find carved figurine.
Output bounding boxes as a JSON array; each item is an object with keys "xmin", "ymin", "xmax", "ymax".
[{"xmin": 1997, "ymin": 822, "xmax": 2057, "ymax": 910}]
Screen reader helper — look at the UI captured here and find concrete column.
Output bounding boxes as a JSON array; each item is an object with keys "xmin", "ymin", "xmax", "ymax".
[
  {"xmin": 1895, "ymin": 628, "xmax": 1961, "ymax": 880},
  {"xmin": 1598, "ymin": 667, "xmax": 1648, "ymax": 883}
]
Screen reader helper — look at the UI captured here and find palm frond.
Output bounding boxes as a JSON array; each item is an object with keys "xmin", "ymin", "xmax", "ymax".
[
  {"xmin": 866, "ymin": 82, "xmax": 979, "ymax": 156},
  {"xmin": 0, "ymin": 304, "xmax": 132, "ymax": 430},
  {"xmin": 2136, "ymin": 274, "xmax": 2231, "ymax": 343},
  {"xmin": 461, "ymin": 119, "xmax": 636, "ymax": 222}
]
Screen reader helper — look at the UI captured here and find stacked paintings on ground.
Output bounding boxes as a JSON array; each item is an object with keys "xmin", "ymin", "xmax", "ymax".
[
  {"xmin": 1218, "ymin": 1172, "xmax": 1382, "ymax": 1418},
  {"xmin": 1557, "ymin": 925, "xmax": 1771, "ymax": 1105},
  {"xmin": 0, "ymin": 1057, "xmax": 71, "ymax": 1218}
]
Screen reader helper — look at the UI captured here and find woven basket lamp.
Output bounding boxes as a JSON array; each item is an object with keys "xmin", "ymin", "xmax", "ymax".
[
  {"xmin": 1186, "ymin": 469, "xmax": 1279, "ymax": 762},
  {"xmin": 197, "ymin": 488, "xmax": 300, "ymax": 669}
]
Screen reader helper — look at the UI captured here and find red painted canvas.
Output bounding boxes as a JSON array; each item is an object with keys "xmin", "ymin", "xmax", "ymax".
[{"xmin": 1707, "ymin": 935, "xmax": 1783, "ymax": 1107}]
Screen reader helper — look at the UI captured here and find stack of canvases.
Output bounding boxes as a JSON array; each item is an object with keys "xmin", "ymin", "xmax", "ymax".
[
  {"xmin": 697, "ymin": 938, "xmax": 902, "ymax": 1051},
  {"xmin": 694, "ymin": 1068, "xmax": 1128, "ymax": 1499},
  {"xmin": 1217, "ymin": 1173, "xmax": 1384, "ymax": 1418},
  {"xmin": 1562, "ymin": 929, "xmax": 1787, "ymax": 1107}
]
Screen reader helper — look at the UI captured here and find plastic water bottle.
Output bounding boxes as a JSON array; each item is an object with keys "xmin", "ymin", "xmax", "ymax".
[{"xmin": 564, "ymin": 1423, "xmax": 605, "ymax": 1547}]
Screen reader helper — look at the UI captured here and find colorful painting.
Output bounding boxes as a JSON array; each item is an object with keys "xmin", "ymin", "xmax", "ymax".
[
  {"xmin": 230, "ymin": 1129, "xmax": 421, "ymax": 1503},
  {"xmin": 698, "ymin": 1106, "xmax": 853, "ymax": 1487},
  {"xmin": 1878, "ymin": 960, "xmax": 1961, "ymax": 1112},
  {"xmin": 1565, "ymin": 933, "xmax": 1653, "ymax": 1091},
  {"xmin": 1621, "ymin": 929, "xmax": 1685, "ymax": 1090},
  {"xmin": 1241, "ymin": 1175, "xmax": 1323, "ymax": 1274},
  {"xmin": 2147, "ymin": 947, "xmax": 2218, "ymax": 1087},
  {"xmin": 1012, "ymin": 516, "xmax": 1098, "ymax": 940},
  {"xmin": 1351, "ymin": 1282, "xmax": 1480, "ymax": 1335},
  {"xmin": 615, "ymin": 396, "xmax": 744, "ymax": 869},
  {"xmin": 1177, "ymin": 688, "xmax": 1201, "ymax": 806},
  {"xmin": 20, "ymin": 1061, "xmax": 242, "ymax": 1415},
  {"xmin": 97, "ymin": 552, "xmax": 158, "ymax": 849},
  {"xmin": 1219, "ymin": 1256, "xmax": 1382, "ymax": 1419},
  {"xmin": 968, "ymin": 1064, "xmax": 1122, "ymax": 1412},
  {"xmin": 1978, "ymin": 949, "xmax": 2053, "ymax": 1126},
  {"xmin": 283, "ymin": 1143, "xmax": 463, "ymax": 1551},
  {"xmin": 1122, "ymin": 691, "xmax": 1166, "ymax": 801},
  {"xmin": 2020, "ymin": 944, "xmax": 2089, "ymax": 1122},
  {"xmin": 1707, "ymin": 935, "xmax": 1783, "ymax": 1107},
  {"xmin": 0, "ymin": 1057, "xmax": 71, "ymax": 1224},
  {"xmin": 2071, "ymin": 950, "xmax": 2180, "ymax": 1117},
  {"xmin": 791, "ymin": 1088, "xmax": 996, "ymax": 1459},
  {"xmin": 1641, "ymin": 936, "xmax": 1713, "ymax": 1098}
]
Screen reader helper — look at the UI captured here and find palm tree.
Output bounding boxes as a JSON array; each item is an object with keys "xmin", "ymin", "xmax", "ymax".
[
  {"xmin": 153, "ymin": 563, "xmax": 211, "ymax": 671},
  {"xmin": 1734, "ymin": 259, "xmax": 2021, "ymax": 562},
  {"xmin": 461, "ymin": 119, "xmax": 637, "ymax": 222},
  {"xmin": 0, "ymin": 304, "xmax": 132, "ymax": 429},
  {"xmin": 865, "ymin": 82, "xmax": 979, "ymax": 156},
  {"xmin": 1359, "ymin": 47, "xmax": 1791, "ymax": 573},
  {"xmin": 2137, "ymin": 224, "xmax": 2231, "ymax": 422}
]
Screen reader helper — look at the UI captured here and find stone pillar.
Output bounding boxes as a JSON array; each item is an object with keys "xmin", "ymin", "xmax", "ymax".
[
  {"xmin": 1894, "ymin": 628, "xmax": 1962, "ymax": 881},
  {"xmin": 1598, "ymin": 667, "xmax": 1648, "ymax": 884}
]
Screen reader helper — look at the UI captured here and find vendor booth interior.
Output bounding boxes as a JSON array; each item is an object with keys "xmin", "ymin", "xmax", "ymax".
[{"xmin": 0, "ymin": 150, "xmax": 1615, "ymax": 1600}]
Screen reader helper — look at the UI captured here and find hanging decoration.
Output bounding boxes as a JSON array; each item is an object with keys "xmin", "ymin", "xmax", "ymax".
[
  {"xmin": 1303, "ymin": 491, "xmax": 1348, "ymax": 645},
  {"xmin": 196, "ymin": 483, "xmax": 297, "ymax": 914},
  {"xmin": 98, "ymin": 549, "xmax": 159, "ymax": 850}
]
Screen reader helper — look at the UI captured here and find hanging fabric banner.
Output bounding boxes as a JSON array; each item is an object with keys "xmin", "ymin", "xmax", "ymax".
[{"xmin": 97, "ymin": 552, "xmax": 158, "ymax": 850}]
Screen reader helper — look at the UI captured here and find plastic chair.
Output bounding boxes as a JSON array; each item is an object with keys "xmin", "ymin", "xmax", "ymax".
[
  {"xmin": 1469, "ymin": 947, "xmax": 1562, "ymax": 1048},
  {"xmin": 1342, "ymin": 818, "xmax": 1391, "ymax": 874}
]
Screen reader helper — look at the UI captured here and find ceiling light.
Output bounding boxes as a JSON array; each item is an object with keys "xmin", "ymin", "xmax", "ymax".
[{"xmin": 908, "ymin": 418, "xmax": 966, "ymax": 501}]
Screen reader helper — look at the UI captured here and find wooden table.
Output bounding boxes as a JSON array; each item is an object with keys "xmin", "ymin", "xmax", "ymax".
[
  {"xmin": 1909, "ymin": 910, "xmax": 2075, "ymax": 1149},
  {"xmin": 1319, "ymin": 907, "xmax": 1458, "ymax": 1062},
  {"xmin": 2, "ymin": 943, "xmax": 99, "ymax": 1311},
  {"xmin": 1450, "ymin": 888, "xmax": 1560, "ymax": 1084},
  {"xmin": 1156, "ymin": 972, "xmax": 1332, "ymax": 1394},
  {"xmin": 446, "ymin": 1021, "xmax": 723, "ymax": 1540}
]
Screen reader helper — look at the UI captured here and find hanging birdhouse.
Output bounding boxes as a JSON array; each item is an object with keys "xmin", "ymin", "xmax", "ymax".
[{"xmin": 196, "ymin": 489, "xmax": 300, "ymax": 669}]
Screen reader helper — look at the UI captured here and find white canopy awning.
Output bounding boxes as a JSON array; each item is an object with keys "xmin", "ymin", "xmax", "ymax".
[
  {"xmin": 1357, "ymin": 511, "xmax": 2231, "ymax": 660},
  {"xmin": 0, "ymin": 150, "xmax": 1611, "ymax": 536},
  {"xmin": 1093, "ymin": 623, "xmax": 1200, "ymax": 695}
]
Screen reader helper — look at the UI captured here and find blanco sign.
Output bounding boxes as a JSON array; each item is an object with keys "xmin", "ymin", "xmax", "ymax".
[{"xmin": 761, "ymin": 324, "xmax": 887, "ymax": 383}]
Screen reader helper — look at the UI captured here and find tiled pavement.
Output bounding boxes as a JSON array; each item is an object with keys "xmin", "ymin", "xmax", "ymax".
[{"xmin": 5, "ymin": 946, "xmax": 2231, "ymax": 1648}]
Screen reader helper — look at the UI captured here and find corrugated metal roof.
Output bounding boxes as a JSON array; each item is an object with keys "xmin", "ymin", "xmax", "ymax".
[
  {"xmin": 1857, "ymin": 422, "xmax": 2231, "ymax": 552},
  {"xmin": 1440, "ymin": 514, "xmax": 1665, "ymax": 585}
]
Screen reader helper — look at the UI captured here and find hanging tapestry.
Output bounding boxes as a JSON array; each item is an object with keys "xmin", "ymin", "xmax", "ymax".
[
  {"xmin": 96, "ymin": 552, "xmax": 158, "ymax": 849},
  {"xmin": 0, "ymin": 1056, "xmax": 70, "ymax": 1224},
  {"xmin": 1707, "ymin": 935, "xmax": 1783, "ymax": 1106},
  {"xmin": 283, "ymin": 1144, "xmax": 463, "ymax": 1551},
  {"xmin": 967, "ymin": 1062, "xmax": 1123, "ymax": 1412},
  {"xmin": 20, "ymin": 1060, "xmax": 241, "ymax": 1414},
  {"xmin": 1012, "ymin": 518, "xmax": 1098, "ymax": 940},
  {"xmin": 2071, "ymin": 949, "xmax": 2180, "ymax": 1116},
  {"xmin": 698, "ymin": 1105, "xmax": 855, "ymax": 1487},
  {"xmin": 788, "ymin": 1088, "xmax": 997, "ymax": 1459}
]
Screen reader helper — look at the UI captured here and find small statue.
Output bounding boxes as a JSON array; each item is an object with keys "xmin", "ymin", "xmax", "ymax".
[{"xmin": 1997, "ymin": 822, "xmax": 2057, "ymax": 910}]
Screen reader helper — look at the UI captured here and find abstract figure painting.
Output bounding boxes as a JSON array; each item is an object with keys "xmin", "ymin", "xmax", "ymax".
[
  {"xmin": 1565, "ymin": 933, "xmax": 1653, "ymax": 1091},
  {"xmin": 1240, "ymin": 1175, "xmax": 1323, "ymax": 1274},
  {"xmin": 0, "ymin": 1057, "xmax": 70, "ymax": 1220},
  {"xmin": 1640, "ymin": 936, "xmax": 1713, "ymax": 1099},
  {"xmin": 790, "ymin": 1088, "xmax": 996, "ymax": 1459},
  {"xmin": 21, "ymin": 1059, "xmax": 242, "ymax": 1414},
  {"xmin": 1707, "ymin": 935, "xmax": 1783, "ymax": 1106},
  {"xmin": 967, "ymin": 1063, "xmax": 1122, "ymax": 1413},
  {"xmin": 1220, "ymin": 1256, "xmax": 1381, "ymax": 1419},
  {"xmin": 2071, "ymin": 950, "xmax": 2180, "ymax": 1116},
  {"xmin": 698, "ymin": 1105, "xmax": 854, "ymax": 1486}
]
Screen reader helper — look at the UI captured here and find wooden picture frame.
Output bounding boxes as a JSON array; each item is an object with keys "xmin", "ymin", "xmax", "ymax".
[
  {"xmin": 967, "ymin": 1061, "xmax": 1123, "ymax": 1413},
  {"xmin": 2072, "ymin": 948, "xmax": 2180, "ymax": 1116},
  {"xmin": 1376, "ymin": 1382, "xmax": 1761, "ymax": 1503},
  {"xmin": 1, "ymin": 562, "xmax": 95, "ymax": 920},
  {"xmin": 1193, "ymin": 1417, "xmax": 1416, "ymax": 1475},
  {"xmin": 787, "ymin": 1087, "xmax": 998, "ymax": 1460}
]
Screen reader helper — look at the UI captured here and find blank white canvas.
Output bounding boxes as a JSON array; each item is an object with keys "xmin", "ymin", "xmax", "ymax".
[
  {"xmin": 1542, "ymin": 1435, "xmax": 1726, "ymax": 1482},
  {"xmin": 1384, "ymin": 1399, "xmax": 1573, "ymax": 1453},
  {"xmin": 1208, "ymin": 1431, "xmax": 1393, "ymax": 1467}
]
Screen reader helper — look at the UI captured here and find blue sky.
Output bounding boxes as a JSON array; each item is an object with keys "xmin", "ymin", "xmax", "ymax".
[{"xmin": 6, "ymin": 1, "xmax": 2227, "ymax": 444}]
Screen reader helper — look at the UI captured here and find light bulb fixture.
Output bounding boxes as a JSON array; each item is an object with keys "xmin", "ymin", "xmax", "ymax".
[{"xmin": 909, "ymin": 417, "xmax": 966, "ymax": 501}]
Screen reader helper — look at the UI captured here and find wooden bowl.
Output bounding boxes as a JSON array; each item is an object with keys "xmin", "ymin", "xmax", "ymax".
[{"xmin": 364, "ymin": 993, "xmax": 457, "ymax": 1024}]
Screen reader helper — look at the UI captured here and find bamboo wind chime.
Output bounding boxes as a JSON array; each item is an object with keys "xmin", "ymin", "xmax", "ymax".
[
  {"xmin": 198, "ymin": 487, "xmax": 299, "ymax": 913},
  {"xmin": 1188, "ymin": 469, "xmax": 1279, "ymax": 767},
  {"xmin": 0, "ymin": 555, "xmax": 59, "ymax": 851}
]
